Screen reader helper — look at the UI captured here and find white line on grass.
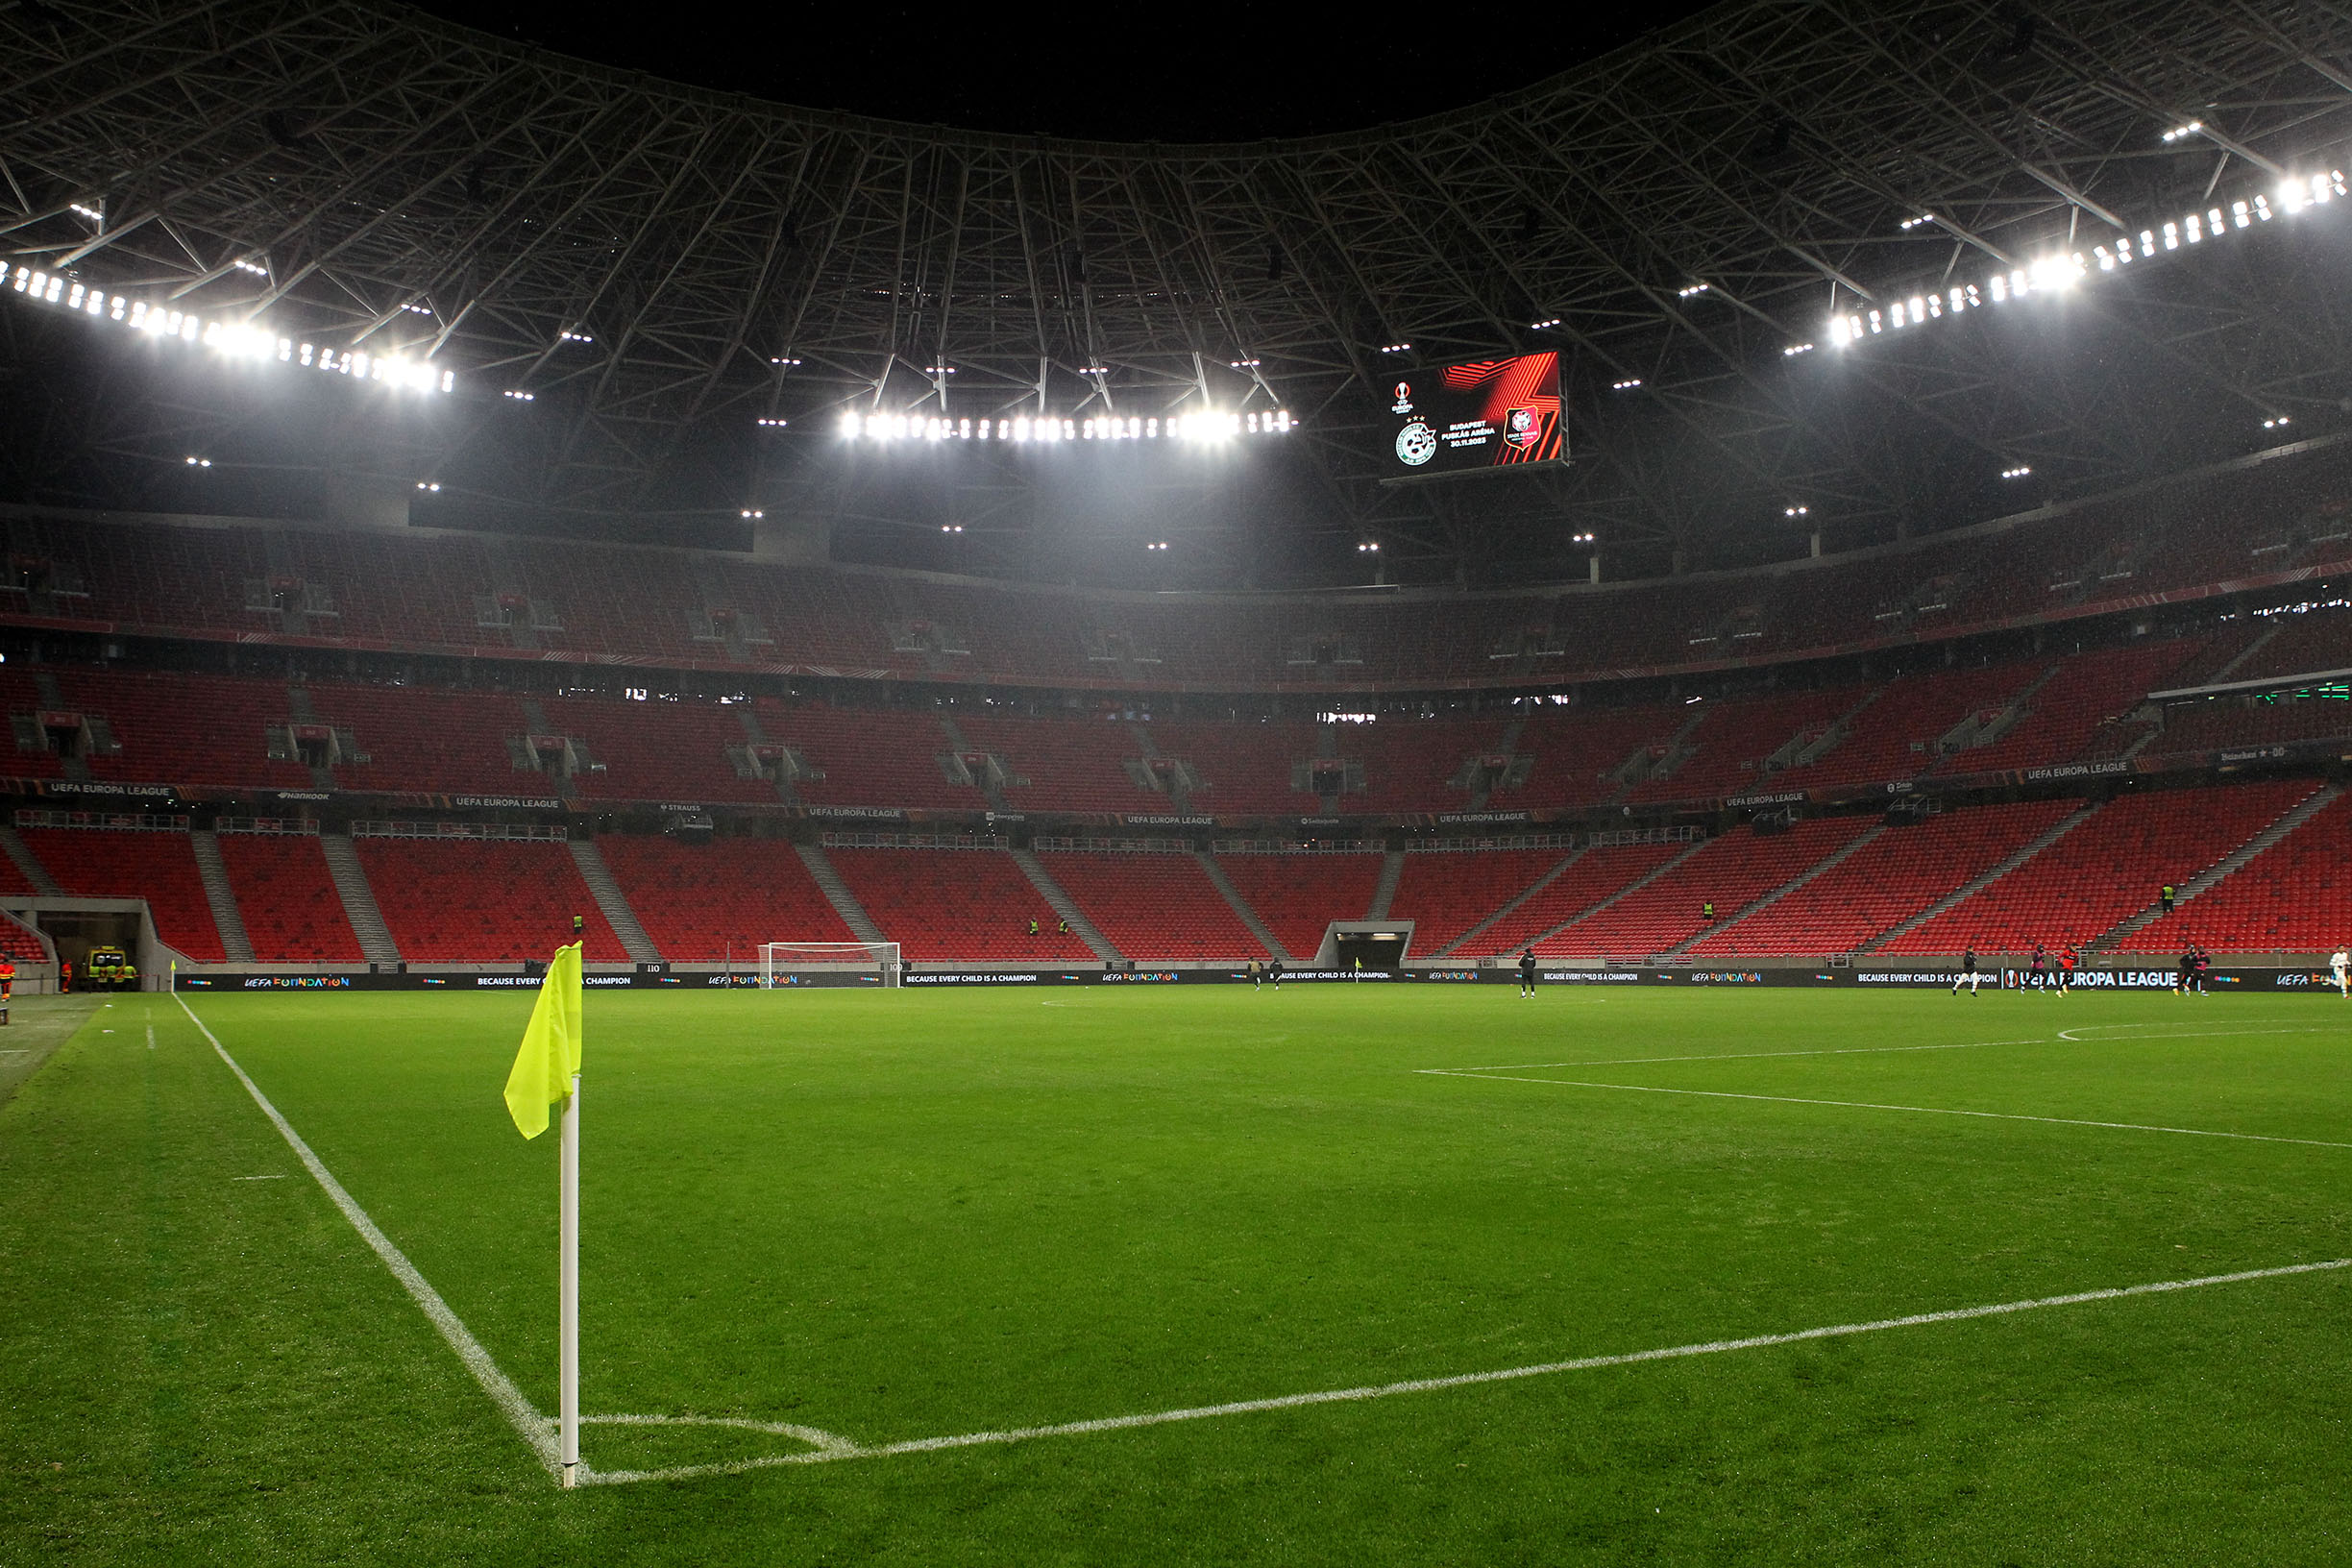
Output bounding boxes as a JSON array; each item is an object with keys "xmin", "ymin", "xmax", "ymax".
[
  {"xmin": 2056, "ymin": 1025, "xmax": 2329, "ymax": 1042},
  {"xmin": 579, "ymin": 1257, "xmax": 2350, "ymax": 1485},
  {"xmin": 1445, "ymin": 1024, "xmax": 2332, "ymax": 1074},
  {"xmin": 172, "ymin": 992, "xmax": 563, "ymax": 1477},
  {"xmin": 1425, "ymin": 1069, "xmax": 2352, "ymax": 1149},
  {"xmin": 1435, "ymin": 1039, "xmax": 2050, "ymax": 1072},
  {"xmin": 169, "ymin": 994, "xmax": 2352, "ymax": 1488}
]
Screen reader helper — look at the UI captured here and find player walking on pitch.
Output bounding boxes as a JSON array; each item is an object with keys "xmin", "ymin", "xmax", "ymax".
[
  {"xmin": 1519, "ymin": 947, "xmax": 1537, "ymax": 996},
  {"xmin": 2332, "ymin": 944, "xmax": 2348, "ymax": 998},
  {"xmin": 1953, "ymin": 946, "xmax": 1980, "ymax": 995},
  {"xmin": 2058, "ymin": 943, "xmax": 2076, "ymax": 995}
]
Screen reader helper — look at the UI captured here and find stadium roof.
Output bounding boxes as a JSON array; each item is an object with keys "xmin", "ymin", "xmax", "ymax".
[{"xmin": 6, "ymin": 1, "xmax": 2352, "ymax": 589}]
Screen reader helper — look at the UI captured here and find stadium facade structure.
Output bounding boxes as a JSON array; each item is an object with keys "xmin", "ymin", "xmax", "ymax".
[{"xmin": 10, "ymin": 1, "xmax": 2352, "ymax": 588}]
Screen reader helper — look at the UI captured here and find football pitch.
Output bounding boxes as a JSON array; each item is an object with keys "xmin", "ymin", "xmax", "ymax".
[{"xmin": 3, "ymin": 983, "xmax": 2348, "ymax": 1565}]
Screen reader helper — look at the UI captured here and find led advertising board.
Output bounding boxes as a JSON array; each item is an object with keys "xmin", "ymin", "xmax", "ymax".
[{"xmin": 1384, "ymin": 352, "xmax": 1565, "ymax": 478}]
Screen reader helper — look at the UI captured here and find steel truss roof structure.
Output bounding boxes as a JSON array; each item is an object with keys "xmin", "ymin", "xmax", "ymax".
[{"xmin": 8, "ymin": 0, "xmax": 2352, "ymax": 588}]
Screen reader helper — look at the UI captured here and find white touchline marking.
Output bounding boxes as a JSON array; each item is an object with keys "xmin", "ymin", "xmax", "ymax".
[
  {"xmin": 173, "ymin": 992, "xmax": 562, "ymax": 1478},
  {"xmin": 578, "ymin": 1257, "xmax": 2351, "ymax": 1486},
  {"xmin": 1425, "ymin": 1070, "xmax": 2352, "ymax": 1149},
  {"xmin": 1436, "ymin": 1039, "xmax": 2050, "ymax": 1072},
  {"xmin": 234, "ymin": 1174, "xmax": 288, "ymax": 1181}
]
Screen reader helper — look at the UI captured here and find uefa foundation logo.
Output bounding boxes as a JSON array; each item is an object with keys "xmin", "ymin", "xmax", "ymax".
[{"xmin": 1395, "ymin": 421, "xmax": 1437, "ymax": 465}]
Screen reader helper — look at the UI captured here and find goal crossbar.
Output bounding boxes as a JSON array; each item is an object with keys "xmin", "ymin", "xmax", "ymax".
[{"xmin": 757, "ymin": 941, "xmax": 902, "ymax": 988}]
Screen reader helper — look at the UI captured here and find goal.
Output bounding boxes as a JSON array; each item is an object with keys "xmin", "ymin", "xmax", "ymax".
[{"xmin": 757, "ymin": 941, "xmax": 902, "ymax": 989}]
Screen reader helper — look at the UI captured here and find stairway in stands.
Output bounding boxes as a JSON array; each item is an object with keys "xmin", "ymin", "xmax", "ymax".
[
  {"xmin": 187, "ymin": 830, "xmax": 256, "ymax": 962},
  {"xmin": 1194, "ymin": 852, "xmax": 1290, "ymax": 959},
  {"xmin": 567, "ymin": 839, "xmax": 663, "ymax": 963},
  {"xmin": 793, "ymin": 843, "xmax": 890, "ymax": 946},
  {"xmin": 1007, "ymin": 849, "xmax": 1121, "ymax": 961},
  {"xmin": 318, "ymin": 833, "xmax": 403, "ymax": 965},
  {"xmin": 1857, "ymin": 803, "xmax": 2096, "ymax": 954}
]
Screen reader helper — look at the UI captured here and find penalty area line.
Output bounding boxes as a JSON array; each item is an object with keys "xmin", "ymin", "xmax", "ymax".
[
  {"xmin": 580, "ymin": 1257, "xmax": 2350, "ymax": 1485},
  {"xmin": 1425, "ymin": 1069, "xmax": 2352, "ymax": 1149},
  {"xmin": 172, "ymin": 992, "xmax": 562, "ymax": 1477}
]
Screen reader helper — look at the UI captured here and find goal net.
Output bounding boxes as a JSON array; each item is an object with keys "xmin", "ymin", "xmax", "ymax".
[{"xmin": 758, "ymin": 941, "xmax": 902, "ymax": 989}]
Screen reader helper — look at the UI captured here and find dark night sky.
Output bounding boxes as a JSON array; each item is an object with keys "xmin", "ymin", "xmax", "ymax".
[{"xmin": 413, "ymin": 3, "xmax": 1719, "ymax": 142}]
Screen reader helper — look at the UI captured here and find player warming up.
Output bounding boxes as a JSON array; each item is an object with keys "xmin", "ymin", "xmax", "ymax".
[
  {"xmin": 1518, "ymin": 947, "xmax": 1537, "ymax": 996},
  {"xmin": 2333, "ymin": 943, "xmax": 2348, "ymax": 998},
  {"xmin": 1952, "ymin": 946, "xmax": 1980, "ymax": 995}
]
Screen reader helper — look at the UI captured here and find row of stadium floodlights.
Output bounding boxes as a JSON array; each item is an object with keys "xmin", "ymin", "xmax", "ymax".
[
  {"xmin": 6, "ymin": 264, "xmax": 453, "ymax": 394},
  {"xmin": 841, "ymin": 408, "xmax": 1295, "ymax": 443},
  {"xmin": 1837, "ymin": 169, "xmax": 2349, "ymax": 345},
  {"xmin": 7, "ymin": 166, "xmax": 2347, "ymax": 401}
]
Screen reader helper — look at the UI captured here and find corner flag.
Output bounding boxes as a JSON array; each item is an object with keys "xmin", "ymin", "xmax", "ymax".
[
  {"xmin": 500, "ymin": 941, "xmax": 588, "ymax": 1486},
  {"xmin": 503, "ymin": 942, "xmax": 583, "ymax": 1139}
]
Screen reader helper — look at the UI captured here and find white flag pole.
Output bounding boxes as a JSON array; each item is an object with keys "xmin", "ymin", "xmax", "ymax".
[{"xmin": 559, "ymin": 1071, "xmax": 580, "ymax": 1487}]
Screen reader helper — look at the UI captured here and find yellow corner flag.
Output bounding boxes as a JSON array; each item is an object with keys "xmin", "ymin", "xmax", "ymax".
[{"xmin": 503, "ymin": 942, "xmax": 584, "ymax": 1139}]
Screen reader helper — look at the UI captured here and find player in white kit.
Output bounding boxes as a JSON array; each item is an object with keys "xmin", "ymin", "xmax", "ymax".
[{"xmin": 2332, "ymin": 945, "xmax": 2347, "ymax": 998}]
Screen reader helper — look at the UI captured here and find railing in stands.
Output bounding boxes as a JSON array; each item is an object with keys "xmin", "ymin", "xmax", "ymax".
[
  {"xmin": 214, "ymin": 817, "xmax": 321, "ymax": 834},
  {"xmin": 816, "ymin": 831, "xmax": 1009, "ymax": 849},
  {"xmin": 351, "ymin": 820, "xmax": 569, "ymax": 840},
  {"xmin": 1031, "ymin": 836, "xmax": 1198, "ymax": 851},
  {"xmin": 1211, "ymin": 840, "xmax": 1386, "ymax": 853},
  {"xmin": 1588, "ymin": 825, "xmax": 1704, "ymax": 846},
  {"xmin": 1406, "ymin": 833, "xmax": 1580, "ymax": 852},
  {"xmin": 14, "ymin": 810, "xmax": 189, "ymax": 831}
]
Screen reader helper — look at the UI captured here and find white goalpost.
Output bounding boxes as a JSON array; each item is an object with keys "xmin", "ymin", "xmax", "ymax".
[{"xmin": 758, "ymin": 941, "xmax": 903, "ymax": 988}]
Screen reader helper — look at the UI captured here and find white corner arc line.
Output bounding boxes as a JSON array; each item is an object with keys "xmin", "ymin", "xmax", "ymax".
[
  {"xmin": 173, "ymin": 992, "xmax": 561, "ymax": 1476},
  {"xmin": 578, "ymin": 1257, "xmax": 2350, "ymax": 1485},
  {"xmin": 1426, "ymin": 1069, "xmax": 2352, "ymax": 1149}
]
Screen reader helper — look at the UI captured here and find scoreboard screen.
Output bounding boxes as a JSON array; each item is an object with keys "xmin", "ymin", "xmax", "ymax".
[{"xmin": 1383, "ymin": 351, "xmax": 1565, "ymax": 477}]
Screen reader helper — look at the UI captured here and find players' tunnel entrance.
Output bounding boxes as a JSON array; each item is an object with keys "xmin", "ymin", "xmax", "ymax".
[
  {"xmin": 1333, "ymin": 931, "xmax": 1408, "ymax": 969},
  {"xmin": 34, "ymin": 910, "xmax": 144, "ymax": 986}
]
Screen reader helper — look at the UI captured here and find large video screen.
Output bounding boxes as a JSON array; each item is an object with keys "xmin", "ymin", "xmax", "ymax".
[{"xmin": 1384, "ymin": 351, "xmax": 1565, "ymax": 477}]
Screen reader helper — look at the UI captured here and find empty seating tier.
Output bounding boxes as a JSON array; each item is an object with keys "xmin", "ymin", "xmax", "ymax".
[
  {"xmin": 1213, "ymin": 853, "xmax": 1384, "ymax": 961},
  {"xmin": 1456, "ymin": 842, "xmax": 1684, "ymax": 958},
  {"xmin": 1881, "ymin": 781, "xmax": 2317, "ymax": 956},
  {"xmin": 2119, "ymin": 793, "xmax": 2352, "ymax": 954},
  {"xmin": 215, "ymin": 833, "xmax": 363, "ymax": 963},
  {"xmin": 598, "ymin": 836, "xmax": 853, "ymax": 966},
  {"xmin": 1041, "ymin": 852, "xmax": 1269, "ymax": 961},
  {"xmin": 1690, "ymin": 800, "xmax": 2076, "ymax": 958},
  {"xmin": 1387, "ymin": 848, "xmax": 1568, "ymax": 955},
  {"xmin": 823, "ymin": 848, "xmax": 1093, "ymax": 965},
  {"xmin": 1534, "ymin": 819, "xmax": 1874, "ymax": 959},
  {"xmin": 354, "ymin": 838, "xmax": 628, "ymax": 963},
  {"xmin": 19, "ymin": 827, "xmax": 226, "ymax": 962}
]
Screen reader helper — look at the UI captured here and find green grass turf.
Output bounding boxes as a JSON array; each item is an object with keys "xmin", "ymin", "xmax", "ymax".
[{"xmin": 2, "ymin": 984, "xmax": 2347, "ymax": 1564}]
